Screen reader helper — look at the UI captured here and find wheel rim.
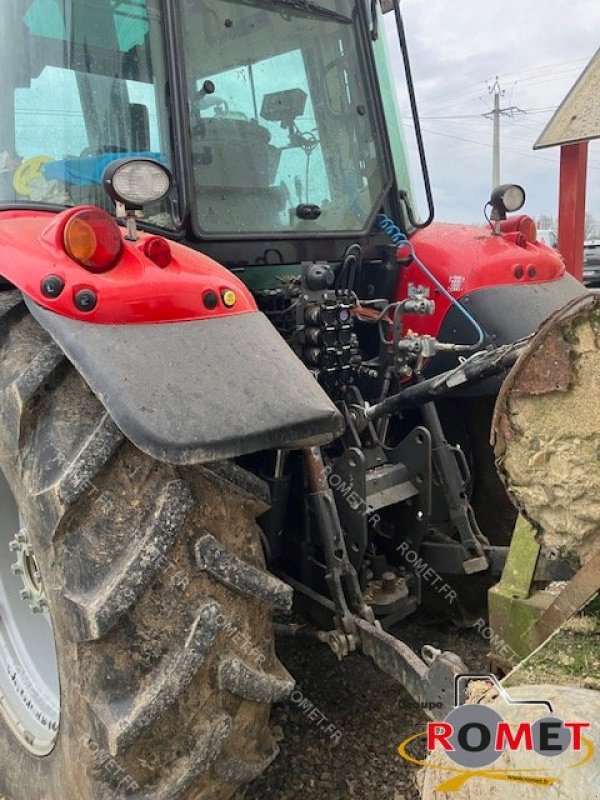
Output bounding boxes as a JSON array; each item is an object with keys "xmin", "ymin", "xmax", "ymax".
[{"xmin": 0, "ymin": 467, "xmax": 60, "ymax": 755}]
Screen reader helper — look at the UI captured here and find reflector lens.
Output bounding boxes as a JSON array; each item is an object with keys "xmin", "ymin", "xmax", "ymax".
[
  {"xmin": 111, "ymin": 161, "xmax": 171, "ymax": 206},
  {"xmin": 64, "ymin": 210, "xmax": 122, "ymax": 273},
  {"xmin": 203, "ymin": 291, "xmax": 219, "ymax": 310},
  {"xmin": 221, "ymin": 290, "xmax": 237, "ymax": 308}
]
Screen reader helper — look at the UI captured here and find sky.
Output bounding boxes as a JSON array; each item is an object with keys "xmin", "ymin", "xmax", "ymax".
[{"xmin": 383, "ymin": 1, "xmax": 600, "ymax": 226}]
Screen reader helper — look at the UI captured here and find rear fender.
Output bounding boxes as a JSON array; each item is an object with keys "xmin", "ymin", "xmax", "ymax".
[
  {"xmin": 399, "ymin": 221, "xmax": 576, "ymax": 341},
  {"xmin": 0, "ymin": 209, "xmax": 344, "ymax": 463},
  {"xmin": 398, "ymin": 222, "xmax": 588, "ymax": 391}
]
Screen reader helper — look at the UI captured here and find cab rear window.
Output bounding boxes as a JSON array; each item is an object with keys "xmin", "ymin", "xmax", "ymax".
[{"xmin": 24, "ymin": 0, "xmax": 149, "ymax": 50}]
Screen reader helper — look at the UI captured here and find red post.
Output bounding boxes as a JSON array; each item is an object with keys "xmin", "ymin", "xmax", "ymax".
[{"xmin": 557, "ymin": 141, "xmax": 588, "ymax": 281}]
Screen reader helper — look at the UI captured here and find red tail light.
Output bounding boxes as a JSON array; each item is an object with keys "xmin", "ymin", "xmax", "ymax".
[
  {"xmin": 498, "ymin": 215, "xmax": 537, "ymax": 244},
  {"xmin": 63, "ymin": 209, "xmax": 122, "ymax": 272},
  {"xmin": 143, "ymin": 236, "xmax": 172, "ymax": 268},
  {"xmin": 517, "ymin": 216, "xmax": 537, "ymax": 244}
]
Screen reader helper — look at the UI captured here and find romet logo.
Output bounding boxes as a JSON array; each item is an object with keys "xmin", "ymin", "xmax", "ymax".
[{"xmin": 397, "ymin": 674, "xmax": 595, "ymax": 792}]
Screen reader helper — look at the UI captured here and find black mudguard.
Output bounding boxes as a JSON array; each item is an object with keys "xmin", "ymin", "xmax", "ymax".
[
  {"xmin": 26, "ymin": 299, "xmax": 344, "ymax": 464},
  {"xmin": 428, "ymin": 273, "xmax": 587, "ymax": 393}
]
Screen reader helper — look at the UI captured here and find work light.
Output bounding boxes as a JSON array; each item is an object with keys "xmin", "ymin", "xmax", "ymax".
[
  {"xmin": 103, "ymin": 158, "xmax": 172, "ymax": 209},
  {"xmin": 490, "ymin": 184, "xmax": 526, "ymax": 217}
]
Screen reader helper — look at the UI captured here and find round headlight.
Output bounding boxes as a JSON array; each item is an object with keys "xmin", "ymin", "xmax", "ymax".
[
  {"xmin": 501, "ymin": 184, "xmax": 526, "ymax": 213},
  {"xmin": 491, "ymin": 183, "xmax": 526, "ymax": 215},
  {"xmin": 103, "ymin": 158, "xmax": 172, "ymax": 209}
]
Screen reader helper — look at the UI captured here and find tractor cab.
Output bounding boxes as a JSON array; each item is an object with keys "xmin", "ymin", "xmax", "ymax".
[
  {"xmin": 0, "ymin": 0, "xmax": 414, "ymax": 263},
  {"xmin": 0, "ymin": 4, "xmax": 597, "ymax": 799}
]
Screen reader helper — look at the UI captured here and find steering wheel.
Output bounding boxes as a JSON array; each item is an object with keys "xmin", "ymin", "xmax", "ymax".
[{"xmin": 196, "ymin": 95, "xmax": 230, "ymax": 114}]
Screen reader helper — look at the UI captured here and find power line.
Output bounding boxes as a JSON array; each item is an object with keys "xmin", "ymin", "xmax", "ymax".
[
  {"xmin": 420, "ymin": 59, "xmax": 591, "ymax": 117},
  {"xmin": 418, "ymin": 106, "xmax": 555, "ymax": 121},
  {"xmin": 419, "ymin": 113, "xmax": 486, "ymax": 120},
  {"xmin": 404, "ymin": 121, "xmax": 600, "ymax": 171},
  {"xmin": 404, "ymin": 115, "xmax": 600, "ymax": 170},
  {"xmin": 410, "ymin": 110, "xmax": 600, "ymax": 168},
  {"xmin": 513, "ymin": 71, "xmax": 590, "ymax": 90},
  {"xmin": 490, "ymin": 58, "xmax": 588, "ymax": 79},
  {"xmin": 482, "ymin": 77, "xmax": 524, "ymax": 188},
  {"xmin": 418, "ymin": 83, "xmax": 486, "ymax": 110},
  {"xmin": 420, "ymin": 59, "xmax": 588, "ymax": 110}
]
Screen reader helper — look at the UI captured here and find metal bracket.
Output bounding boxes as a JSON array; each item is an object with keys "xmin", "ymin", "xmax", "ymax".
[
  {"xmin": 388, "ymin": 425, "xmax": 432, "ymax": 505},
  {"xmin": 418, "ymin": 396, "xmax": 489, "ymax": 573},
  {"xmin": 330, "ymin": 446, "xmax": 369, "ymax": 570},
  {"xmin": 303, "ymin": 447, "xmax": 377, "ymax": 632},
  {"xmin": 418, "ymin": 539, "xmax": 575, "ymax": 580},
  {"xmin": 488, "ymin": 514, "xmax": 582, "ymax": 668},
  {"xmin": 274, "ymin": 604, "xmax": 470, "ymax": 716},
  {"xmin": 355, "ymin": 618, "xmax": 467, "ymax": 718},
  {"xmin": 499, "ymin": 515, "xmax": 541, "ymax": 598}
]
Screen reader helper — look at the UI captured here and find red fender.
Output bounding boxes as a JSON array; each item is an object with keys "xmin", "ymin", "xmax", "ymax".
[
  {"xmin": 0, "ymin": 207, "xmax": 343, "ymax": 463},
  {"xmin": 0, "ymin": 208, "xmax": 256, "ymax": 324},
  {"xmin": 398, "ymin": 222, "xmax": 568, "ymax": 338}
]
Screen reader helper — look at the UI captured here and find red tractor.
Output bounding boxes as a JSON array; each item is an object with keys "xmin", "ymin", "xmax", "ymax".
[{"xmin": 0, "ymin": 1, "xmax": 590, "ymax": 798}]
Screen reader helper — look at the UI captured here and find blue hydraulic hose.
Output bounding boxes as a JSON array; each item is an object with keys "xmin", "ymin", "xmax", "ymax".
[{"xmin": 377, "ymin": 214, "xmax": 485, "ymax": 349}]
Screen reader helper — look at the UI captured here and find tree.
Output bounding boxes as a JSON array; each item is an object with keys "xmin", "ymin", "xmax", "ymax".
[
  {"xmin": 584, "ymin": 213, "xmax": 600, "ymax": 239},
  {"xmin": 537, "ymin": 213, "xmax": 556, "ymax": 230}
]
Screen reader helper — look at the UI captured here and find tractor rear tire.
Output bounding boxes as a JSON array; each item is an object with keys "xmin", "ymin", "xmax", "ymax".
[{"xmin": 0, "ymin": 292, "xmax": 293, "ymax": 800}]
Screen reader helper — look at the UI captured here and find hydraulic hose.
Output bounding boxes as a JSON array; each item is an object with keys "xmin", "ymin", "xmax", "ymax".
[
  {"xmin": 377, "ymin": 214, "xmax": 485, "ymax": 350},
  {"xmin": 363, "ymin": 344, "xmax": 523, "ymax": 421}
]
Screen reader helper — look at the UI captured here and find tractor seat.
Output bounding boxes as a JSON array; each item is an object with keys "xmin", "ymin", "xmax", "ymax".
[{"xmin": 191, "ymin": 117, "xmax": 281, "ymax": 189}]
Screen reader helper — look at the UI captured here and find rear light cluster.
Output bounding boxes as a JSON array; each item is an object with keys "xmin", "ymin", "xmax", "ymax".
[
  {"xmin": 518, "ymin": 217, "xmax": 538, "ymax": 244},
  {"xmin": 40, "ymin": 207, "xmax": 239, "ymax": 315},
  {"xmin": 498, "ymin": 215, "xmax": 538, "ymax": 246},
  {"xmin": 54, "ymin": 210, "xmax": 178, "ymax": 313},
  {"xmin": 62, "ymin": 210, "xmax": 175, "ymax": 272},
  {"xmin": 63, "ymin": 209, "xmax": 122, "ymax": 272}
]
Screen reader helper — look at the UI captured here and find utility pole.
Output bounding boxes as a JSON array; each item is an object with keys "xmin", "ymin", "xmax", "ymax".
[
  {"xmin": 483, "ymin": 78, "xmax": 523, "ymax": 190},
  {"xmin": 491, "ymin": 87, "xmax": 501, "ymax": 188}
]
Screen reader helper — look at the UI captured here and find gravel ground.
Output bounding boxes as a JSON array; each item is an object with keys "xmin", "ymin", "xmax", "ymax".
[
  {"xmin": 0, "ymin": 620, "xmax": 486, "ymax": 800},
  {"xmin": 245, "ymin": 619, "xmax": 489, "ymax": 800}
]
